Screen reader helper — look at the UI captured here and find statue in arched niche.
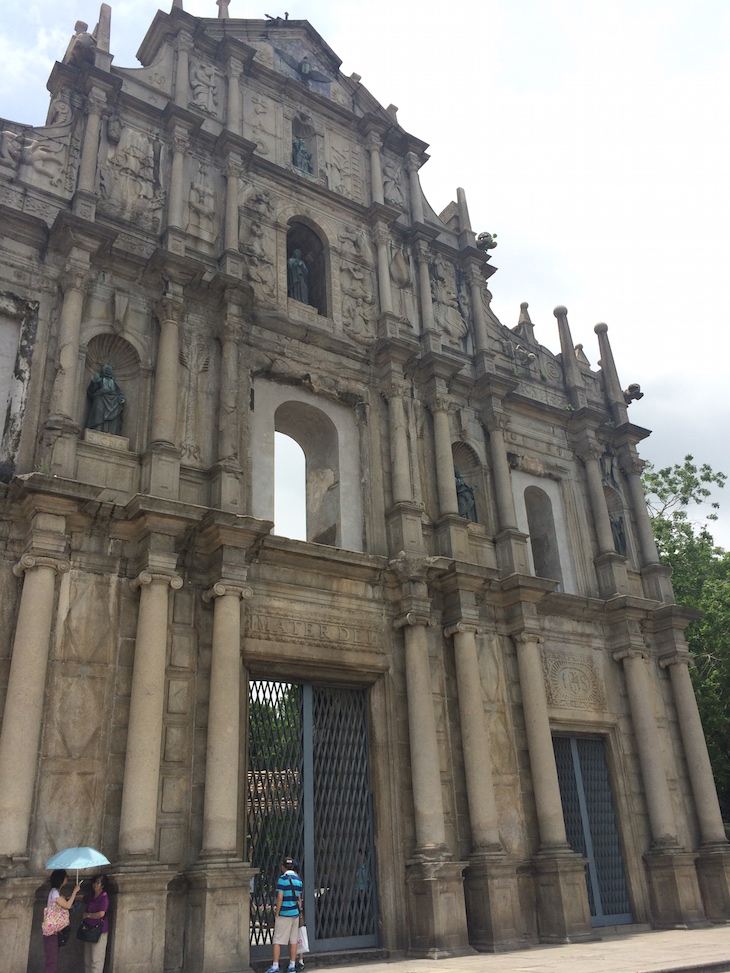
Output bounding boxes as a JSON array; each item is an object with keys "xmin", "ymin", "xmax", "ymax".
[
  {"xmin": 292, "ymin": 111, "xmax": 316, "ymax": 175},
  {"xmin": 86, "ymin": 364, "xmax": 125, "ymax": 435},
  {"xmin": 455, "ymin": 468, "xmax": 477, "ymax": 522},
  {"xmin": 287, "ymin": 249, "xmax": 309, "ymax": 303}
]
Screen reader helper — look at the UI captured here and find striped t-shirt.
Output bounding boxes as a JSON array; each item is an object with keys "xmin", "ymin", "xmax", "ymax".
[{"xmin": 277, "ymin": 870, "xmax": 302, "ymax": 916}]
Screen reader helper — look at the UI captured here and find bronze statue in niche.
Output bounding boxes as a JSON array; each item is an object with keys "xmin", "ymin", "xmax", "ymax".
[{"xmin": 86, "ymin": 364, "xmax": 125, "ymax": 435}]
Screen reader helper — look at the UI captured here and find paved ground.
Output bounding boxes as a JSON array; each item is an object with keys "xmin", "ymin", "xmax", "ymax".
[{"xmin": 291, "ymin": 926, "xmax": 730, "ymax": 973}]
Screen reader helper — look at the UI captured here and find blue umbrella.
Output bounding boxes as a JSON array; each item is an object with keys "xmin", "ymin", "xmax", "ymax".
[{"xmin": 46, "ymin": 847, "xmax": 110, "ymax": 884}]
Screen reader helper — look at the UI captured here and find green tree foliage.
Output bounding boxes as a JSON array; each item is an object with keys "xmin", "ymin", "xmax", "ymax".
[{"xmin": 643, "ymin": 456, "xmax": 730, "ymax": 822}]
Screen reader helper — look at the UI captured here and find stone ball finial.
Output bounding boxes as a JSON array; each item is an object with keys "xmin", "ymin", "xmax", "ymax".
[
  {"xmin": 553, "ymin": 305, "xmax": 568, "ymax": 317},
  {"xmin": 520, "ymin": 301, "xmax": 529, "ymax": 310},
  {"xmin": 594, "ymin": 322, "xmax": 608, "ymax": 334}
]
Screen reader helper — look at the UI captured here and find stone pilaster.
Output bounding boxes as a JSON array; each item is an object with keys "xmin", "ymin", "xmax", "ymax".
[
  {"xmin": 482, "ymin": 407, "xmax": 530, "ymax": 576},
  {"xmin": 167, "ymin": 126, "xmax": 190, "ymax": 253},
  {"xmin": 143, "ymin": 288, "xmax": 185, "ymax": 499},
  {"xmin": 174, "ymin": 31, "xmax": 194, "ymax": 109},
  {"xmin": 414, "ymin": 238, "xmax": 436, "ymax": 332},
  {"xmin": 185, "ymin": 863, "xmax": 258, "ymax": 973},
  {"xmin": 0, "ymin": 876, "xmax": 40, "ymax": 973},
  {"xmin": 211, "ymin": 300, "xmax": 244, "ymax": 511},
  {"xmin": 380, "ymin": 375, "xmax": 424, "ymax": 554},
  {"xmin": 73, "ymin": 85, "xmax": 107, "ymax": 218},
  {"xmin": 118, "ymin": 569, "xmax": 183, "ymax": 859},
  {"xmin": 219, "ymin": 156, "xmax": 244, "ymax": 279},
  {"xmin": 108, "ymin": 866, "xmax": 177, "ymax": 973},
  {"xmin": 225, "ymin": 56, "xmax": 243, "ymax": 135},
  {"xmin": 0, "ymin": 553, "xmax": 70, "ymax": 858},
  {"xmin": 428, "ymin": 391, "xmax": 459, "ymax": 518},
  {"xmin": 618, "ymin": 450, "xmax": 674, "ymax": 601},
  {"xmin": 512, "ymin": 631, "xmax": 592, "ymax": 942},
  {"xmin": 405, "ymin": 151, "xmax": 425, "ymax": 225},
  {"xmin": 464, "ymin": 264, "xmax": 489, "ymax": 354},
  {"xmin": 574, "ymin": 437, "xmax": 629, "ymax": 597},
  {"xmin": 200, "ymin": 581, "xmax": 252, "ymax": 856},
  {"xmin": 373, "ymin": 221, "xmax": 393, "ymax": 315}
]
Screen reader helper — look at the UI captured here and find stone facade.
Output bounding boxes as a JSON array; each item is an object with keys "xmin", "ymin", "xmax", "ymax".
[{"xmin": 0, "ymin": 4, "xmax": 729, "ymax": 973}]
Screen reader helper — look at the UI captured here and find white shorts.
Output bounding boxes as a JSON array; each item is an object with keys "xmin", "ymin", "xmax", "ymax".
[{"xmin": 273, "ymin": 914, "xmax": 299, "ymax": 946}]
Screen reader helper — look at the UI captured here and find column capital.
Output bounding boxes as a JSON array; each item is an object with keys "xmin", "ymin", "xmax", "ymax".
[
  {"xmin": 12, "ymin": 553, "xmax": 70, "ymax": 578},
  {"xmin": 171, "ymin": 130, "xmax": 190, "ymax": 155},
  {"xmin": 226, "ymin": 55, "xmax": 244, "ymax": 78},
  {"xmin": 365, "ymin": 132, "xmax": 382, "ymax": 153},
  {"xmin": 380, "ymin": 377, "xmax": 408, "ymax": 400},
  {"xmin": 482, "ymin": 409, "xmax": 509, "ymax": 434},
  {"xmin": 413, "ymin": 238, "xmax": 431, "ymax": 263},
  {"xmin": 444, "ymin": 621, "xmax": 484, "ymax": 638},
  {"xmin": 427, "ymin": 391, "xmax": 451, "ymax": 415},
  {"xmin": 511, "ymin": 631, "xmax": 544, "ymax": 647},
  {"xmin": 202, "ymin": 581, "xmax": 253, "ymax": 603},
  {"xmin": 394, "ymin": 610, "xmax": 436, "ymax": 630},
  {"xmin": 618, "ymin": 453, "xmax": 646, "ymax": 477},
  {"xmin": 85, "ymin": 90, "xmax": 107, "ymax": 118},
  {"xmin": 372, "ymin": 221, "xmax": 390, "ymax": 246},
  {"xmin": 224, "ymin": 157, "xmax": 244, "ymax": 181},
  {"xmin": 463, "ymin": 264, "xmax": 485, "ymax": 288},
  {"xmin": 659, "ymin": 650, "xmax": 694, "ymax": 670},
  {"xmin": 176, "ymin": 31, "xmax": 195, "ymax": 53},
  {"xmin": 574, "ymin": 439, "xmax": 604, "ymax": 463},
  {"xmin": 60, "ymin": 264, "xmax": 92, "ymax": 295},
  {"xmin": 130, "ymin": 571, "xmax": 184, "ymax": 592},
  {"xmin": 613, "ymin": 646, "xmax": 648, "ymax": 663},
  {"xmin": 404, "ymin": 151, "xmax": 421, "ymax": 173},
  {"xmin": 155, "ymin": 294, "xmax": 185, "ymax": 325}
]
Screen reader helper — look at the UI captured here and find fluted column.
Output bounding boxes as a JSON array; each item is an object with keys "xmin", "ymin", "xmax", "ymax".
[
  {"xmin": 446, "ymin": 622, "xmax": 501, "ymax": 851},
  {"xmin": 614, "ymin": 648, "xmax": 679, "ymax": 847},
  {"xmin": 119, "ymin": 570, "xmax": 183, "ymax": 858},
  {"xmin": 483, "ymin": 411, "xmax": 517, "ymax": 531},
  {"xmin": 405, "ymin": 152, "xmax": 425, "ymax": 224},
  {"xmin": 201, "ymin": 582, "xmax": 252, "ymax": 855},
  {"xmin": 577, "ymin": 440, "xmax": 616, "ymax": 555},
  {"xmin": 0, "ymin": 554, "xmax": 70, "ymax": 857},
  {"xmin": 414, "ymin": 240, "xmax": 435, "ymax": 332},
  {"xmin": 168, "ymin": 129, "xmax": 189, "ymax": 232},
  {"xmin": 464, "ymin": 265, "xmax": 488, "ymax": 354},
  {"xmin": 429, "ymin": 392, "xmax": 459, "ymax": 517},
  {"xmin": 384, "ymin": 381, "xmax": 412, "ymax": 505},
  {"xmin": 366, "ymin": 133, "xmax": 384, "ymax": 205},
  {"xmin": 661, "ymin": 652, "xmax": 728, "ymax": 846},
  {"xmin": 76, "ymin": 87, "xmax": 106, "ymax": 195},
  {"xmin": 49, "ymin": 262, "xmax": 91, "ymax": 421},
  {"xmin": 150, "ymin": 292, "xmax": 184, "ymax": 447},
  {"xmin": 226, "ymin": 57, "xmax": 243, "ymax": 135},
  {"xmin": 398, "ymin": 613, "xmax": 447, "ymax": 856},
  {"xmin": 513, "ymin": 633, "xmax": 569, "ymax": 850},
  {"xmin": 174, "ymin": 32, "xmax": 194, "ymax": 109},
  {"xmin": 373, "ymin": 222, "xmax": 393, "ymax": 315}
]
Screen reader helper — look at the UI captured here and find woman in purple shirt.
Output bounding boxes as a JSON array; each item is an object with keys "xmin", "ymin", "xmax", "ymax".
[{"xmin": 82, "ymin": 874, "xmax": 110, "ymax": 973}]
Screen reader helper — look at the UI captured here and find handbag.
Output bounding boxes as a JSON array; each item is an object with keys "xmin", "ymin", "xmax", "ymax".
[
  {"xmin": 42, "ymin": 901, "xmax": 70, "ymax": 936},
  {"xmin": 296, "ymin": 925, "xmax": 310, "ymax": 954},
  {"xmin": 77, "ymin": 920, "xmax": 104, "ymax": 943},
  {"xmin": 58, "ymin": 926, "xmax": 71, "ymax": 947}
]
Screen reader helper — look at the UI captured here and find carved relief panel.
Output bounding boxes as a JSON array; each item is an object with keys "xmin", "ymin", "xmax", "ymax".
[
  {"xmin": 244, "ymin": 89, "xmax": 278, "ymax": 158},
  {"xmin": 17, "ymin": 93, "xmax": 78, "ymax": 195},
  {"xmin": 430, "ymin": 253, "xmax": 468, "ymax": 350},
  {"xmin": 98, "ymin": 120, "xmax": 165, "ymax": 232},
  {"xmin": 178, "ymin": 327, "xmax": 217, "ymax": 467},
  {"xmin": 188, "ymin": 58, "xmax": 220, "ymax": 118}
]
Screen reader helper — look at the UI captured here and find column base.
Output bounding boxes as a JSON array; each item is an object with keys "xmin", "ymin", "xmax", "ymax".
[
  {"xmin": 72, "ymin": 188, "xmax": 97, "ymax": 221},
  {"xmin": 405, "ymin": 858, "xmax": 474, "ymax": 958},
  {"xmin": 218, "ymin": 249, "xmax": 245, "ymax": 280},
  {"xmin": 386, "ymin": 501, "xmax": 425, "ymax": 555},
  {"xmin": 494, "ymin": 527, "xmax": 531, "ymax": 577},
  {"xmin": 186, "ymin": 861, "xmax": 257, "ymax": 973},
  {"xmin": 109, "ymin": 864, "xmax": 178, "ymax": 973},
  {"xmin": 644, "ymin": 849, "xmax": 709, "ymax": 928},
  {"xmin": 141, "ymin": 443, "xmax": 181, "ymax": 500},
  {"xmin": 696, "ymin": 844, "xmax": 730, "ymax": 923},
  {"xmin": 210, "ymin": 461, "xmax": 243, "ymax": 513},
  {"xmin": 435, "ymin": 514, "xmax": 471, "ymax": 560},
  {"xmin": 533, "ymin": 850, "xmax": 594, "ymax": 943},
  {"xmin": 594, "ymin": 551, "xmax": 630, "ymax": 598},
  {"xmin": 0, "ymin": 874, "xmax": 41, "ymax": 973},
  {"xmin": 464, "ymin": 854, "xmax": 528, "ymax": 952}
]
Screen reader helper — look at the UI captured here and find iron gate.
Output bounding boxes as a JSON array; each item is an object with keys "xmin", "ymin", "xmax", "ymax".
[
  {"xmin": 553, "ymin": 735, "xmax": 633, "ymax": 927},
  {"xmin": 248, "ymin": 681, "xmax": 378, "ymax": 957}
]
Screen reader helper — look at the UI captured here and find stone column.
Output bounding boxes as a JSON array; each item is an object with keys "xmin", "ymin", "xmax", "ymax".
[
  {"xmin": 576, "ymin": 439, "xmax": 629, "ymax": 596},
  {"xmin": 621, "ymin": 453, "xmax": 661, "ymax": 568},
  {"xmin": 513, "ymin": 631, "xmax": 592, "ymax": 942},
  {"xmin": 76, "ymin": 87, "xmax": 105, "ymax": 196},
  {"xmin": 429, "ymin": 392, "xmax": 459, "ymax": 518},
  {"xmin": 464, "ymin": 265, "xmax": 488, "ymax": 354},
  {"xmin": 366, "ymin": 133, "xmax": 384, "ymax": 204},
  {"xmin": 446, "ymin": 623, "xmax": 500, "ymax": 850},
  {"xmin": 223, "ymin": 158, "xmax": 242, "ymax": 254},
  {"xmin": 168, "ymin": 129, "xmax": 189, "ymax": 232},
  {"xmin": 200, "ymin": 582, "xmax": 251, "ymax": 856},
  {"xmin": 398, "ymin": 613, "xmax": 447, "ymax": 856},
  {"xmin": 405, "ymin": 152, "xmax": 425, "ymax": 225},
  {"xmin": 174, "ymin": 32, "xmax": 194, "ymax": 109},
  {"xmin": 661, "ymin": 652, "xmax": 727, "ymax": 847},
  {"xmin": 384, "ymin": 381, "xmax": 412, "ymax": 505},
  {"xmin": 482, "ymin": 412, "xmax": 516, "ymax": 531},
  {"xmin": 118, "ymin": 570, "xmax": 183, "ymax": 858},
  {"xmin": 0, "ymin": 554, "xmax": 69, "ymax": 857},
  {"xmin": 150, "ymin": 291, "xmax": 184, "ymax": 448},
  {"xmin": 225, "ymin": 57, "xmax": 243, "ymax": 135},
  {"xmin": 373, "ymin": 222, "xmax": 393, "ymax": 315},
  {"xmin": 212, "ymin": 304, "xmax": 243, "ymax": 512},
  {"xmin": 414, "ymin": 240, "xmax": 435, "ymax": 332}
]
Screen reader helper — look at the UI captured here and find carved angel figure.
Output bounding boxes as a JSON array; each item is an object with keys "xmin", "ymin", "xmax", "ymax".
[{"xmin": 189, "ymin": 61, "xmax": 219, "ymax": 115}]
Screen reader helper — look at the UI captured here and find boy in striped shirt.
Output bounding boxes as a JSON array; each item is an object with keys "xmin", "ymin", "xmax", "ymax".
[{"xmin": 267, "ymin": 857, "xmax": 303, "ymax": 973}]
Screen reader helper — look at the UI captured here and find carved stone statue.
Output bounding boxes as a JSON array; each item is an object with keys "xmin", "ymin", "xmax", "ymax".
[
  {"xmin": 86, "ymin": 364, "xmax": 125, "ymax": 435},
  {"xmin": 292, "ymin": 137, "xmax": 313, "ymax": 173},
  {"xmin": 287, "ymin": 249, "xmax": 309, "ymax": 303},
  {"xmin": 455, "ymin": 468, "xmax": 477, "ymax": 522},
  {"xmin": 63, "ymin": 21, "xmax": 96, "ymax": 67},
  {"xmin": 610, "ymin": 513, "xmax": 627, "ymax": 556}
]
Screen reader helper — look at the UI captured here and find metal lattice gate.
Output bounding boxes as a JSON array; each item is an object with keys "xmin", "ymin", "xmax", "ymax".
[
  {"xmin": 248, "ymin": 681, "xmax": 378, "ymax": 957},
  {"xmin": 553, "ymin": 735, "xmax": 632, "ymax": 927}
]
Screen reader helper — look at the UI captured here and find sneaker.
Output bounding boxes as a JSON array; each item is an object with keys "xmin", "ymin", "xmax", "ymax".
[
  {"xmin": 266, "ymin": 966, "xmax": 279, "ymax": 973},
  {"xmin": 296, "ymin": 963, "xmax": 305, "ymax": 972}
]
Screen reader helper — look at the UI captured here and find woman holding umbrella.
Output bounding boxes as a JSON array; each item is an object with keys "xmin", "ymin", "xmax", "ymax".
[{"xmin": 43, "ymin": 870, "xmax": 80, "ymax": 973}]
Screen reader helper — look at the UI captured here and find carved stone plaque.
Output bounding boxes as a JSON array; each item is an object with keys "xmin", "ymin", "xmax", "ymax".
[
  {"xmin": 542, "ymin": 651, "xmax": 605, "ymax": 710},
  {"xmin": 246, "ymin": 607, "xmax": 381, "ymax": 650}
]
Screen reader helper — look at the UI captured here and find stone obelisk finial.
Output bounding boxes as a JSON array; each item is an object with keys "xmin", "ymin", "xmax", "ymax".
[{"xmin": 217, "ymin": 0, "xmax": 231, "ymax": 18}]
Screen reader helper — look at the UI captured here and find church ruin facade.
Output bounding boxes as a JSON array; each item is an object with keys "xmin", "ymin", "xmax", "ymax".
[{"xmin": 1, "ymin": 4, "xmax": 729, "ymax": 972}]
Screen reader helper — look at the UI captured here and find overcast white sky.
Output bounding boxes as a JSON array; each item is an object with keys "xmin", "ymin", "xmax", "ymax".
[{"xmin": 2, "ymin": 0, "xmax": 728, "ymax": 546}]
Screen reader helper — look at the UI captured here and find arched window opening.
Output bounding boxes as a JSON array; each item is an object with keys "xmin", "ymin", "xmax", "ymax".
[
  {"xmin": 274, "ymin": 432, "xmax": 306, "ymax": 540},
  {"xmin": 275, "ymin": 400, "xmax": 340, "ymax": 546},
  {"xmin": 525, "ymin": 485, "xmax": 564, "ymax": 588},
  {"xmin": 287, "ymin": 220, "xmax": 327, "ymax": 316}
]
